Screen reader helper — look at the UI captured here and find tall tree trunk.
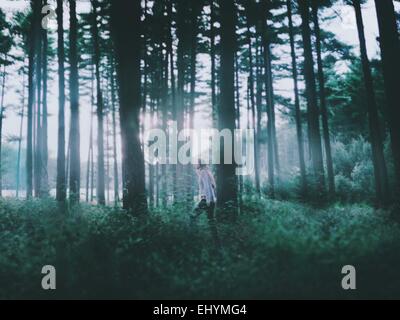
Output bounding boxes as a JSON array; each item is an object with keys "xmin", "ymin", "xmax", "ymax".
[
  {"xmin": 255, "ymin": 44, "xmax": 263, "ymax": 194},
  {"xmin": 27, "ymin": 0, "xmax": 40, "ymax": 199},
  {"xmin": 56, "ymin": 0, "xmax": 66, "ymax": 202},
  {"xmin": 34, "ymin": 5, "xmax": 43, "ymax": 198},
  {"xmin": 0, "ymin": 60, "xmax": 6, "ymax": 196},
  {"xmin": 41, "ymin": 20, "xmax": 49, "ymax": 196},
  {"xmin": 210, "ymin": 0, "xmax": 217, "ymax": 126},
  {"xmin": 110, "ymin": 57, "xmax": 119, "ymax": 205},
  {"xmin": 162, "ymin": 44, "xmax": 169, "ymax": 207},
  {"xmin": 111, "ymin": 0, "xmax": 147, "ymax": 214},
  {"xmin": 187, "ymin": 4, "xmax": 198, "ymax": 203},
  {"xmin": 245, "ymin": 3, "xmax": 260, "ymax": 194},
  {"xmin": 234, "ymin": 51, "xmax": 243, "ymax": 209},
  {"xmin": 286, "ymin": 0, "xmax": 307, "ymax": 196},
  {"xmin": 353, "ymin": 0, "xmax": 390, "ymax": 206},
  {"xmin": 312, "ymin": 2, "xmax": 335, "ymax": 197},
  {"xmin": 175, "ymin": 0, "xmax": 187, "ymax": 203},
  {"xmin": 374, "ymin": 0, "xmax": 400, "ymax": 198},
  {"xmin": 69, "ymin": 0, "xmax": 81, "ymax": 202},
  {"xmin": 86, "ymin": 66, "xmax": 94, "ymax": 202},
  {"xmin": 16, "ymin": 67, "xmax": 26, "ymax": 198},
  {"xmin": 167, "ymin": 0, "xmax": 177, "ymax": 201},
  {"xmin": 91, "ymin": 0, "xmax": 105, "ymax": 205},
  {"xmin": 106, "ymin": 111, "xmax": 110, "ymax": 204},
  {"xmin": 217, "ymin": 0, "xmax": 238, "ymax": 216},
  {"xmin": 299, "ymin": 0, "xmax": 325, "ymax": 195},
  {"xmin": 260, "ymin": 2, "xmax": 277, "ymax": 196}
]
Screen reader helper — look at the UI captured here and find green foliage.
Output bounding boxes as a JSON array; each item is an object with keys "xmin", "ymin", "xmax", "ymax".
[
  {"xmin": 1, "ymin": 198, "xmax": 400, "ymax": 299},
  {"xmin": 326, "ymin": 58, "xmax": 386, "ymax": 140},
  {"xmin": 331, "ymin": 136, "xmax": 393, "ymax": 203}
]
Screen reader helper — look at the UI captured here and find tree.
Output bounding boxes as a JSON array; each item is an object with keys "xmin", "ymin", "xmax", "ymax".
[
  {"xmin": 56, "ymin": 0, "xmax": 66, "ymax": 202},
  {"xmin": 351, "ymin": 0, "xmax": 390, "ymax": 206},
  {"xmin": 69, "ymin": 0, "xmax": 81, "ymax": 202},
  {"xmin": 260, "ymin": 0, "xmax": 278, "ymax": 197},
  {"xmin": 34, "ymin": 0, "xmax": 43, "ymax": 198},
  {"xmin": 374, "ymin": 0, "xmax": 400, "ymax": 198},
  {"xmin": 217, "ymin": 0, "xmax": 238, "ymax": 216},
  {"xmin": 111, "ymin": 0, "xmax": 147, "ymax": 214},
  {"xmin": 286, "ymin": 0, "xmax": 307, "ymax": 195},
  {"xmin": 311, "ymin": 1, "xmax": 335, "ymax": 197},
  {"xmin": 299, "ymin": 0, "xmax": 325, "ymax": 195},
  {"xmin": 41, "ymin": 3, "xmax": 49, "ymax": 197},
  {"xmin": 26, "ymin": 0, "xmax": 41, "ymax": 198},
  {"xmin": 244, "ymin": 0, "xmax": 261, "ymax": 194},
  {"xmin": 91, "ymin": 0, "xmax": 105, "ymax": 205},
  {"xmin": 0, "ymin": 8, "xmax": 13, "ymax": 196}
]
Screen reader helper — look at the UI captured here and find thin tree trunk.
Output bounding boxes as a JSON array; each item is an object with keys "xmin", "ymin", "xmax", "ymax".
[
  {"xmin": 86, "ymin": 66, "xmax": 95, "ymax": 202},
  {"xmin": 106, "ymin": 111, "xmax": 110, "ymax": 204},
  {"xmin": 299, "ymin": 0, "xmax": 325, "ymax": 195},
  {"xmin": 245, "ymin": 4, "xmax": 260, "ymax": 194},
  {"xmin": 34, "ymin": 9, "xmax": 42, "ymax": 198},
  {"xmin": 210, "ymin": 0, "xmax": 217, "ymax": 126},
  {"xmin": 0, "ymin": 60, "xmax": 6, "ymax": 196},
  {"xmin": 69, "ymin": 0, "xmax": 81, "ymax": 202},
  {"xmin": 175, "ymin": 0, "xmax": 187, "ymax": 203},
  {"xmin": 162, "ymin": 45, "xmax": 169, "ymax": 207},
  {"xmin": 187, "ymin": 5, "xmax": 198, "ymax": 203},
  {"xmin": 286, "ymin": 0, "xmax": 307, "ymax": 196},
  {"xmin": 27, "ymin": 0, "xmax": 40, "ymax": 199},
  {"xmin": 91, "ymin": 0, "xmax": 105, "ymax": 205},
  {"xmin": 353, "ymin": 0, "xmax": 390, "ymax": 206},
  {"xmin": 312, "ymin": 2, "xmax": 335, "ymax": 197},
  {"xmin": 234, "ymin": 51, "xmax": 243, "ymax": 209},
  {"xmin": 260, "ymin": 2, "xmax": 276, "ymax": 196},
  {"xmin": 374, "ymin": 0, "xmax": 400, "ymax": 198},
  {"xmin": 56, "ymin": 0, "xmax": 66, "ymax": 202},
  {"xmin": 110, "ymin": 57, "xmax": 119, "ymax": 205},
  {"xmin": 167, "ymin": 0, "xmax": 177, "ymax": 201},
  {"xmin": 41, "ymin": 20, "xmax": 49, "ymax": 196},
  {"xmin": 16, "ymin": 67, "xmax": 26, "ymax": 198}
]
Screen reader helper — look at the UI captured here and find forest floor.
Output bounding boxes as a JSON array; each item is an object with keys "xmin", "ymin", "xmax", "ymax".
[{"xmin": 1, "ymin": 197, "xmax": 400, "ymax": 299}]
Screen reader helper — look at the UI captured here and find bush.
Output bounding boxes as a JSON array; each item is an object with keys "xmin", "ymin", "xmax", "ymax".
[
  {"xmin": 1, "ymin": 197, "xmax": 400, "ymax": 299},
  {"xmin": 332, "ymin": 137, "xmax": 377, "ymax": 203}
]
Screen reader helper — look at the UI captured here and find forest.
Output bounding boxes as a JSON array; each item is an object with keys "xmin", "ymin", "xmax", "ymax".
[{"xmin": 0, "ymin": 0, "xmax": 400, "ymax": 299}]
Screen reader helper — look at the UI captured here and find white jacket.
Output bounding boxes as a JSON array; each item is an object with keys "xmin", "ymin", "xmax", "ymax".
[{"xmin": 197, "ymin": 168, "xmax": 216, "ymax": 204}]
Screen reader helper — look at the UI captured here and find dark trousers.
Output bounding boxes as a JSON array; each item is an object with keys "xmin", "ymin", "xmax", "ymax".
[{"xmin": 193, "ymin": 199, "xmax": 215, "ymax": 220}]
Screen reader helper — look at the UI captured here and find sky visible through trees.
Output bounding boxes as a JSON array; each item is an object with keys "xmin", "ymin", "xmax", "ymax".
[{"xmin": 0, "ymin": 0, "xmax": 392, "ymax": 158}]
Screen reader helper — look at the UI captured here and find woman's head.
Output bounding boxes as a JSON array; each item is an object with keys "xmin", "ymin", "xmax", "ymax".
[{"xmin": 197, "ymin": 160, "xmax": 207, "ymax": 170}]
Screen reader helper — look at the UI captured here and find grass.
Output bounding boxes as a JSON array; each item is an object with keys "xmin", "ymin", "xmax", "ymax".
[{"xmin": 1, "ymin": 196, "xmax": 400, "ymax": 299}]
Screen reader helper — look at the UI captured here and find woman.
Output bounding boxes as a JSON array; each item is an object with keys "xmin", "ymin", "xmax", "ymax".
[{"xmin": 192, "ymin": 162, "xmax": 216, "ymax": 220}]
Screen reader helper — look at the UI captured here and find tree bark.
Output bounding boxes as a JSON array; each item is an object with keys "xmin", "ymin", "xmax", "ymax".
[
  {"xmin": 299, "ymin": 0, "xmax": 325, "ymax": 195},
  {"xmin": 56, "ymin": 0, "xmax": 66, "ymax": 202},
  {"xmin": 286, "ymin": 0, "xmax": 307, "ymax": 196},
  {"xmin": 0, "ymin": 60, "xmax": 6, "ymax": 196},
  {"xmin": 91, "ymin": 0, "xmax": 105, "ymax": 205},
  {"xmin": 26, "ymin": 0, "xmax": 41, "ymax": 199},
  {"xmin": 217, "ymin": 0, "xmax": 238, "ymax": 216},
  {"xmin": 111, "ymin": 0, "xmax": 147, "ymax": 214},
  {"xmin": 374, "ymin": 0, "xmax": 400, "ymax": 199},
  {"xmin": 41, "ymin": 17, "xmax": 49, "ymax": 196},
  {"xmin": 69, "ymin": 0, "xmax": 81, "ymax": 202},
  {"xmin": 353, "ymin": 0, "xmax": 390, "ymax": 206},
  {"xmin": 16, "ymin": 66, "xmax": 26, "ymax": 198},
  {"xmin": 245, "ymin": 3, "xmax": 260, "ymax": 194},
  {"xmin": 312, "ymin": 2, "xmax": 335, "ymax": 197},
  {"xmin": 110, "ymin": 57, "xmax": 120, "ymax": 205}
]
